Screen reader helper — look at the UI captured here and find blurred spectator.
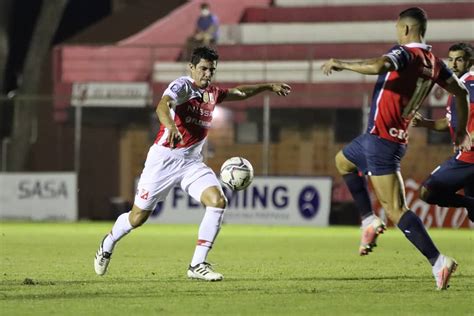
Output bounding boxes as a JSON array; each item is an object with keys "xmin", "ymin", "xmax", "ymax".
[
  {"xmin": 194, "ymin": 3, "xmax": 219, "ymax": 46},
  {"xmin": 182, "ymin": 3, "xmax": 219, "ymax": 60}
]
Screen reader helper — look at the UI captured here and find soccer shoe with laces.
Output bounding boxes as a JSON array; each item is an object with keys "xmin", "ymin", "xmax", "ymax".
[
  {"xmin": 359, "ymin": 216, "xmax": 386, "ymax": 256},
  {"xmin": 94, "ymin": 236, "xmax": 112, "ymax": 276},
  {"xmin": 187, "ymin": 262, "xmax": 223, "ymax": 281},
  {"xmin": 432, "ymin": 255, "xmax": 458, "ymax": 290}
]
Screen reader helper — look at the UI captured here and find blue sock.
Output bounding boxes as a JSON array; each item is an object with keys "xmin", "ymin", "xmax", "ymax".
[
  {"xmin": 397, "ymin": 210, "xmax": 440, "ymax": 266},
  {"xmin": 343, "ymin": 172, "xmax": 373, "ymax": 219}
]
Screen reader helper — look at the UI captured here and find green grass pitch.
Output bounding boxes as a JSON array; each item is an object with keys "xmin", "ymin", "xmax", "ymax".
[{"xmin": 1, "ymin": 222, "xmax": 473, "ymax": 315}]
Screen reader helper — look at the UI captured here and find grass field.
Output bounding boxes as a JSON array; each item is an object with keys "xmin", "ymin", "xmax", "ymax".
[{"xmin": 0, "ymin": 222, "xmax": 473, "ymax": 315}]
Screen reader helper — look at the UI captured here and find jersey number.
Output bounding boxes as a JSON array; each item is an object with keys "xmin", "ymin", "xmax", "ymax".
[{"xmin": 403, "ymin": 77, "xmax": 432, "ymax": 118}]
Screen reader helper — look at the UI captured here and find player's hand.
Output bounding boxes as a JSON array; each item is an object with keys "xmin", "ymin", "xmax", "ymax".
[
  {"xmin": 167, "ymin": 126, "xmax": 184, "ymax": 148},
  {"xmin": 411, "ymin": 112, "xmax": 425, "ymax": 128},
  {"xmin": 321, "ymin": 58, "xmax": 343, "ymax": 75},
  {"xmin": 454, "ymin": 129, "xmax": 472, "ymax": 152},
  {"xmin": 271, "ymin": 83, "xmax": 291, "ymax": 96}
]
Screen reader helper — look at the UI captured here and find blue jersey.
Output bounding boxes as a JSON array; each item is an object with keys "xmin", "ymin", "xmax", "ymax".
[
  {"xmin": 367, "ymin": 43, "xmax": 453, "ymax": 144},
  {"xmin": 446, "ymin": 71, "xmax": 474, "ymax": 163}
]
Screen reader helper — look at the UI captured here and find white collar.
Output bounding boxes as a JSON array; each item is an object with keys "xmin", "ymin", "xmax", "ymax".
[{"xmin": 404, "ymin": 42, "xmax": 432, "ymax": 51}]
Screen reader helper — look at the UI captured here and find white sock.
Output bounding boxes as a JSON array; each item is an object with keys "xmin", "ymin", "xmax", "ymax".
[
  {"xmin": 102, "ymin": 211, "xmax": 133, "ymax": 253},
  {"xmin": 190, "ymin": 207, "xmax": 225, "ymax": 267},
  {"xmin": 361, "ymin": 214, "xmax": 376, "ymax": 229},
  {"xmin": 432, "ymin": 254, "xmax": 444, "ymax": 270}
]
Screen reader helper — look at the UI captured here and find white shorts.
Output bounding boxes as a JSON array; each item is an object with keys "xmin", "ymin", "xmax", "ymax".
[{"xmin": 134, "ymin": 144, "xmax": 222, "ymax": 211}]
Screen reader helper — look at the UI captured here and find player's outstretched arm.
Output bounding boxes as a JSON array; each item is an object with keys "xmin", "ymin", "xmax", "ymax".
[
  {"xmin": 156, "ymin": 95, "xmax": 183, "ymax": 148},
  {"xmin": 224, "ymin": 83, "xmax": 291, "ymax": 101},
  {"xmin": 442, "ymin": 77, "xmax": 471, "ymax": 151},
  {"xmin": 411, "ymin": 112, "xmax": 449, "ymax": 131},
  {"xmin": 321, "ymin": 57, "xmax": 395, "ymax": 76}
]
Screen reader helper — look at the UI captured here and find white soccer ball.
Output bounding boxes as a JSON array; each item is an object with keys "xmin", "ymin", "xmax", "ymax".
[{"xmin": 220, "ymin": 157, "xmax": 254, "ymax": 191}]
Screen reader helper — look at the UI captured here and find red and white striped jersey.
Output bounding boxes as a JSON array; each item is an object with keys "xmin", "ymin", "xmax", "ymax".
[
  {"xmin": 446, "ymin": 71, "xmax": 474, "ymax": 163},
  {"xmin": 154, "ymin": 76, "xmax": 228, "ymax": 156},
  {"xmin": 367, "ymin": 43, "xmax": 454, "ymax": 144}
]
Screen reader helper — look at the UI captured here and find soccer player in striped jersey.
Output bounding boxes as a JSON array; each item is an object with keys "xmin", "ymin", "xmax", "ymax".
[
  {"xmin": 412, "ymin": 42, "xmax": 474, "ymax": 222},
  {"xmin": 321, "ymin": 7, "xmax": 471, "ymax": 290},
  {"xmin": 94, "ymin": 46, "xmax": 291, "ymax": 281}
]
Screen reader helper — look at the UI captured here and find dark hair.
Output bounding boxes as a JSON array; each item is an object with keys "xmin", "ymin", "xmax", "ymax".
[
  {"xmin": 200, "ymin": 3, "xmax": 209, "ymax": 9},
  {"xmin": 399, "ymin": 7, "xmax": 427, "ymax": 37},
  {"xmin": 449, "ymin": 42, "xmax": 473, "ymax": 61},
  {"xmin": 190, "ymin": 46, "xmax": 219, "ymax": 65}
]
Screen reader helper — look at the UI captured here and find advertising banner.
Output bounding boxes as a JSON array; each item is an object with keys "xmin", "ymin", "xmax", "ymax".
[
  {"xmin": 0, "ymin": 173, "xmax": 77, "ymax": 221},
  {"xmin": 147, "ymin": 177, "xmax": 332, "ymax": 226},
  {"xmin": 71, "ymin": 82, "xmax": 151, "ymax": 107},
  {"xmin": 374, "ymin": 178, "xmax": 472, "ymax": 229}
]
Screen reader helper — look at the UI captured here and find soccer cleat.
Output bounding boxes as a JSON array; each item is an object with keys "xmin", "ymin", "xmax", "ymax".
[
  {"xmin": 187, "ymin": 262, "xmax": 223, "ymax": 281},
  {"xmin": 359, "ymin": 216, "xmax": 386, "ymax": 256},
  {"xmin": 432, "ymin": 255, "xmax": 458, "ymax": 290},
  {"xmin": 94, "ymin": 236, "xmax": 112, "ymax": 276}
]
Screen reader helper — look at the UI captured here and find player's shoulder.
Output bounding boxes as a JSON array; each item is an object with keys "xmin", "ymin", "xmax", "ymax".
[
  {"xmin": 385, "ymin": 44, "xmax": 408, "ymax": 56},
  {"xmin": 170, "ymin": 76, "xmax": 193, "ymax": 87},
  {"xmin": 167, "ymin": 76, "xmax": 194, "ymax": 93},
  {"xmin": 400, "ymin": 43, "xmax": 436, "ymax": 59},
  {"xmin": 460, "ymin": 71, "xmax": 474, "ymax": 83}
]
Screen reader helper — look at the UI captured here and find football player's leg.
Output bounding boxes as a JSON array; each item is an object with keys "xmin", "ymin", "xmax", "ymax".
[
  {"xmin": 95, "ymin": 197, "xmax": 161, "ymax": 276},
  {"xmin": 370, "ymin": 172, "xmax": 441, "ymax": 266},
  {"xmin": 464, "ymin": 181, "xmax": 474, "ymax": 221},
  {"xmin": 101, "ymin": 178, "xmax": 173, "ymax": 255},
  {"xmin": 95, "ymin": 148, "xmax": 178, "ymax": 276},
  {"xmin": 102, "ymin": 205, "xmax": 152, "ymax": 254},
  {"xmin": 337, "ymin": 135, "xmax": 385, "ymax": 255},
  {"xmin": 336, "ymin": 134, "xmax": 373, "ymax": 220},
  {"xmin": 182, "ymin": 167, "xmax": 226, "ymax": 280},
  {"xmin": 420, "ymin": 158, "xmax": 474, "ymax": 221}
]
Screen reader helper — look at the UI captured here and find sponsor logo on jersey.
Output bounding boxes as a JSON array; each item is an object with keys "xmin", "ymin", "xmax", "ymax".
[
  {"xmin": 137, "ymin": 189, "xmax": 149, "ymax": 200},
  {"xmin": 203, "ymin": 91, "xmax": 215, "ymax": 104},
  {"xmin": 185, "ymin": 116, "xmax": 212, "ymax": 128},
  {"xmin": 171, "ymin": 84, "xmax": 180, "ymax": 93},
  {"xmin": 186, "ymin": 104, "xmax": 213, "ymax": 117},
  {"xmin": 389, "ymin": 127, "xmax": 408, "ymax": 140}
]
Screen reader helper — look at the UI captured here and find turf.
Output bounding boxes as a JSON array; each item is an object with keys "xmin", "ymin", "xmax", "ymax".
[{"xmin": 0, "ymin": 222, "xmax": 473, "ymax": 315}]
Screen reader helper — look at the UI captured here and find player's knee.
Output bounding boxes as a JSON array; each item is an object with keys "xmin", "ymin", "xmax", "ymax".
[
  {"xmin": 206, "ymin": 193, "xmax": 227, "ymax": 209},
  {"xmin": 419, "ymin": 185, "xmax": 431, "ymax": 203},
  {"xmin": 385, "ymin": 211, "xmax": 402, "ymax": 224},
  {"xmin": 380, "ymin": 203, "xmax": 405, "ymax": 224},
  {"xmin": 335, "ymin": 151, "xmax": 353, "ymax": 174},
  {"xmin": 129, "ymin": 206, "xmax": 151, "ymax": 227}
]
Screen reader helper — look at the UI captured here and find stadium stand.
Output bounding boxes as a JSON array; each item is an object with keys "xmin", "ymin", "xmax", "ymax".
[
  {"xmin": 55, "ymin": 0, "xmax": 473, "ymax": 102},
  {"xmin": 149, "ymin": 1, "xmax": 472, "ymax": 107}
]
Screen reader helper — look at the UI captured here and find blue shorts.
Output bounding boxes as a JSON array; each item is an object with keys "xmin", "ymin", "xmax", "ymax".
[
  {"xmin": 423, "ymin": 156, "xmax": 474, "ymax": 195},
  {"xmin": 342, "ymin": 133, "xmax": 407, "ymax": 176}
]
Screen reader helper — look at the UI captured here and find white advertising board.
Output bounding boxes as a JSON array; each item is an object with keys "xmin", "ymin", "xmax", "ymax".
[
  {"xmin": 71, "ymin": 82, "xmax": 151, "ymax": 107},
  {"xmin": 0, "ymin": 173, "xmax": 77, "ymax": 220},
  {"xmin": 147, "ymin": 177, "xmax": 332, "ymax": 226}
]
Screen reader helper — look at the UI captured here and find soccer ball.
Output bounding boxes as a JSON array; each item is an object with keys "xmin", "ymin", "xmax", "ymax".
[{"xmin": 220, "ymin": 157, "xmax": 254, "ymax": 191}]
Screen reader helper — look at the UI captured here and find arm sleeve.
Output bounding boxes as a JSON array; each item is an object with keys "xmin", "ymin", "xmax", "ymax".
[
  {"xmin": 383, "ymin": 45, "xmax": 411, "ymax": 71},
  {"xmin": 163, "ymin": 78, "xmax": 189, "ymax": 103},
  {"xmin": 216, "ymin": 87, "xmax": 229, "ymax": 104},
  {"xmin": 434, "ymin": 61, "xmax": 455, "ymax": 88}
]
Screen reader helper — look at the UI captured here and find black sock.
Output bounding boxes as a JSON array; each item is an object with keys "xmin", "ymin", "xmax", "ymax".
[
  {"xmin": 464, "ymin": 185, "xmax": 474, "ymax": 221},
  {"xmin": 397, "ymin": 210, "xmax": 440, "ymax": 266},
  {"xmin": 424, "ymin": 190, "xmax": 474, "ymax": 209},
  {"xmin": 343, "ymin": 172, "xmax": 373, "ymax": 219}
]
